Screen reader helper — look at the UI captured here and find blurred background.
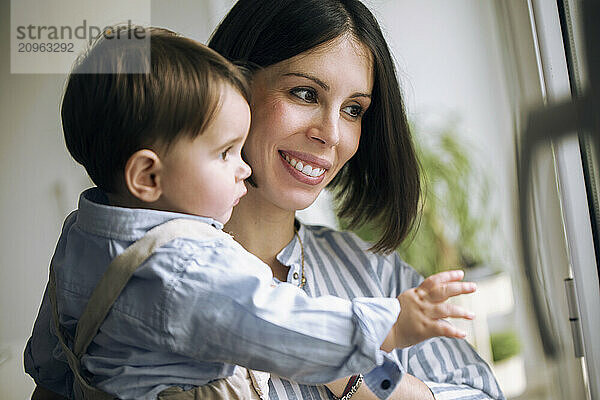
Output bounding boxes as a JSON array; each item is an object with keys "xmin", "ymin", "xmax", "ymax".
[{"xmin": 1, "ymin": 0, "xmax": 598, "ymax": 399}]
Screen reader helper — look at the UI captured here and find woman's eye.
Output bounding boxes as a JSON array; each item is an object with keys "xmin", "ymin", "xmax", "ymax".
[
  {"xmin": 343, "ymin": 104, "xmax": 364, "ymax": 119},
  {"xmin": 290, "ymin": 87, "xmax": 317, "ymax": 103}
]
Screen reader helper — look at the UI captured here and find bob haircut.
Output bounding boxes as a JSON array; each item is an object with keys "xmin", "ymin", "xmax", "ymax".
[
  {"xmin": 209, "ymin": 0, "xmax": 421, "ymax": 253},
  {"xmin": 62, "ymin": 27, "xmax": 249, "ymax": 194}
]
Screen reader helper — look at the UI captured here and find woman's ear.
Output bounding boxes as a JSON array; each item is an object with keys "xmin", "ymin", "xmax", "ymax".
[{"xmin": 124, "ymin": 149, "xmax": 163, "ymax": 203}]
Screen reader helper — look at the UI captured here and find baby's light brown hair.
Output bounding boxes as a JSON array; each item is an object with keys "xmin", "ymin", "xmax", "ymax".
[{"xmin": 62, "ymin": 26, "xmax": 250, "ymax": 193}]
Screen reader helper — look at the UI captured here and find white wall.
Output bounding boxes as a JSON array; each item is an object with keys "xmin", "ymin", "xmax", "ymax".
[{"xmin": 374, "ymin": 0, "xmax": 514, "ymax": 262}]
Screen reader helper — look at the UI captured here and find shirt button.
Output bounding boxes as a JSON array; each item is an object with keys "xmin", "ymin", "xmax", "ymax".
[
  {"xmin": 293, "ymin": 272, "xmax": 299, "ymax": 279},
  {"xmin": 381, "ymin": 379, "xmax": 391, "ymax": 390}
]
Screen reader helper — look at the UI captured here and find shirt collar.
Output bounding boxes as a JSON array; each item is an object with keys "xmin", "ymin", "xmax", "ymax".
[
  {"xmin": 275, "ymin": 220, "xmax": 306, "ymax": 268},
  {"xmin": 75, "ymin": 187, "xmax": 223, "ymax": 242}
]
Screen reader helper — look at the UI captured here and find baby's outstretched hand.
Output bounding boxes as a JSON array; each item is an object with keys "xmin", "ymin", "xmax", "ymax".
[{"xmin": 382, "ymin": 270, "xmax": 476, "ymax": 352}]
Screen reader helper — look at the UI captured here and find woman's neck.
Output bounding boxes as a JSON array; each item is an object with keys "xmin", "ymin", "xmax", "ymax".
[{"xmin": 224, "ymin": 188, "xmax": 296, "ymax": 269}]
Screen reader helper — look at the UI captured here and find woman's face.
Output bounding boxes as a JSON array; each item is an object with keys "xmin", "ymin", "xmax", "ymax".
[{"xmin": 245, "ymin": 35, "xmax": 374, "ymax": 212}]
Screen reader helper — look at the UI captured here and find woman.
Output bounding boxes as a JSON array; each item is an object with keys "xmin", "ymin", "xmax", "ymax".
[{"xmin": 209, "ymin": 0, "xmax": 504, "ymax": 399}]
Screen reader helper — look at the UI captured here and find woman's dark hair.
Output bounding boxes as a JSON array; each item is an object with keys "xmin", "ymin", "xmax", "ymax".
[
  {"xmin": 209, "ymin": 0, "xmax": 421, "ymax": 254},
  {"xmin": 62, "ymin": 27, "xmax": 249, "ymax": 193}
]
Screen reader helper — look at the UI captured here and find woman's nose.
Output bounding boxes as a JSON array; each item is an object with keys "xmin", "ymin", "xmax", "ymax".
[{"xmin": 308, "ymin": 112, "xmax": 340, "ymax": 146}]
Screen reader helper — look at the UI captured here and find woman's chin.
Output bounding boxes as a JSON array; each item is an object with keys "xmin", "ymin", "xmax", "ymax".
[{"xmin": 267, "ymin": 189, "xmax": 321, "ymax": 212}]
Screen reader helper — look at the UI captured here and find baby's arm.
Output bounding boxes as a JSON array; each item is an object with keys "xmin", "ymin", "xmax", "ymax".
[
  {"xmin": 161, "ymin": 256, "xmax": 399, "ymax": 384},
  {"xmin": 161, "ymin": 249, "xmax": 475, "ymax": 387}
]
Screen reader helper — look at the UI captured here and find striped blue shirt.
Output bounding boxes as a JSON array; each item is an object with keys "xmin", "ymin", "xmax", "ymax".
[{"xmin": 269, "ymin": 223, "xmax": 505, "ymax": 399}]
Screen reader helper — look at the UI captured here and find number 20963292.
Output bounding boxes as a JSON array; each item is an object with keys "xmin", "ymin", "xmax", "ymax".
[{"xmin": 18, "ymin": 42, "xmax": 74, "ymax": 52}]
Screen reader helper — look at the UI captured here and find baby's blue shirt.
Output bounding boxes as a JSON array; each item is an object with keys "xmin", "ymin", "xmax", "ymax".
[{"xmin": 24, "ymin": 188, "xmax": 401, "ymax": 399}]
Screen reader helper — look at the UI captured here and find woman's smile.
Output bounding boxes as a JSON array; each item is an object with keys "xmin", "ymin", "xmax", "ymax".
[{"xmin": 278, "ymin": 150, "xmax": 330, "ymax": 184}]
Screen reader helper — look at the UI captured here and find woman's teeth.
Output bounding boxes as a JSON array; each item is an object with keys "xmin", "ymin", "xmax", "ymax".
[{"xmin": 283, "ymin": 154, "xmax": 325, "ymax": 177}]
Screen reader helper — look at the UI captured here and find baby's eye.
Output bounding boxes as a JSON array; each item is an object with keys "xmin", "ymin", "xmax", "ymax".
[
  {"xmin": 290, "ymin": 87, "xmax": 318, "ymax": 103},
  {"xmin": 220, "ymin": 147, "xmax": 231, "ymax": 161},
  {"xmin": 342, "ymin": 104, "xmax": 364, "ymax": 119}
]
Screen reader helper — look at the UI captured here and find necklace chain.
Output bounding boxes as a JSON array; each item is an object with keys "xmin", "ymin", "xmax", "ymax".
[{"xmin": 294, "ymin": 228, "xmax": 306, "ymax": 288}]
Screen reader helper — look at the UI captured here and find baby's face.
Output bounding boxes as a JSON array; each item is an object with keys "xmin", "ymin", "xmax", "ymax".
[{"xmin": 157, "ymin": 85, "xmax": 251, "ymax": 224}]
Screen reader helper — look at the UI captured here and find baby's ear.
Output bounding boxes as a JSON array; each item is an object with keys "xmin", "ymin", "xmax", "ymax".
[{"xmin": 124, "ymin": 149, "xmax": 163, "ymax": 203}]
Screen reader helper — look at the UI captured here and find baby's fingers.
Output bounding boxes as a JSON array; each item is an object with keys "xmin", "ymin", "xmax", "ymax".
[
  {"xmin": 420, "ymin": 270, "xmax": 465, "ymax": 292},
  {"xmin": 428, "ymin": 281, "xmax": 477, "ymax": 302},
  {"xmin": 432, "ymin": 302, "xmax": 475, "ymax": 320},
  {"xmin": 436, "ymin": 320, "xmax": 467, "ymax": 339}
]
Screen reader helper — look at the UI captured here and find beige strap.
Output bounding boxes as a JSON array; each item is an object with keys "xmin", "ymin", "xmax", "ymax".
[
  {"xmin": 48, "ymin": 218, "xmax": 226, "ymax": 399},
  {"xmin": 248, "ymin": 370, "xmax": 270, "ymax": 399}
]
